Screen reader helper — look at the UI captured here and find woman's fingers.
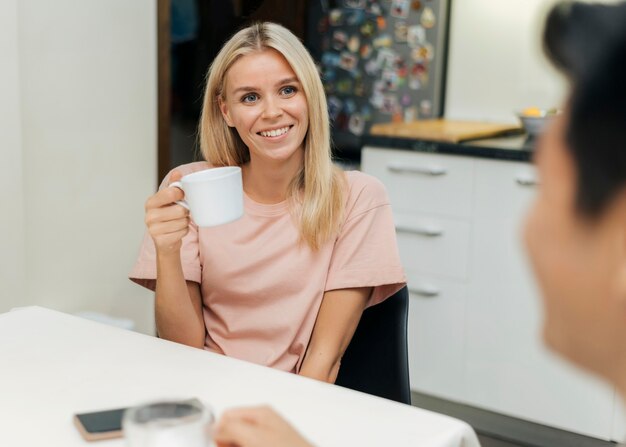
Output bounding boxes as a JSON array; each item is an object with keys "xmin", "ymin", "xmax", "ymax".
[
  {"xmin": 145, "ymin": 202, "xmax": 189, "ymax": 227},
  {"xmin": 145, "ymin": 185, "xmax": 185, "ymax": 211}
]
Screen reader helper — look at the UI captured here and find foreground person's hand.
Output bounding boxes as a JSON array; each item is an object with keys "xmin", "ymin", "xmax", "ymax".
[{"xmin": 214, "ymin": 406, "xmax": 313, "ymax": 447}]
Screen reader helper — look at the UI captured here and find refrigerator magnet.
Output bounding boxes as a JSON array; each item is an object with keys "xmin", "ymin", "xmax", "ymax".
[
  {"xmin": 391, "ymin": 0, "xmax": 410, "ymax": 18},
  {"xmin": 347, "ymin": 10, "xmax": 365, "ymax": 26},
  {"xmin": 329, "ymin": 9, "xmax": 343, "ymax": 26},
  {"xmin": 382, "ymin": 69, "xmax": 399, "ymax": 91},
  {"xmin": 347, "ymin": 35, "xmax": 361, "ymax": 53},
  {"xmin": 336, "ymin": 78, "xmax": 354, "ymax": 94},
  {"xmin": 401, "ymin": 93, "xmax": 412, "ymax": 106},
  {"xmin": 404, "ymin": 106, "xmax": 417, "ymax": 122},
  {"xmin": 366, "ymin": 2, "xmax": 383, "ymax": 16},
  {"xmin": 411, "ymin": 0, "xmax": 422, "ymax": 10},
  {"xmin": 332, "ymin": 31, "xmax": 348, "ymax": 50},
  {"xmin": 392, "ymin": 109, "xmax": 403, "ymax": 123},
  {"xmin": 381, "ymin": 94, "xmax": 399, "ymax": 114},
  {"xmin": 377, "ymin": 16, "xmax": 387, "ymax": 30},
  {"xmin": 360, "ymin": 43, "xmax": 373, "ymax": 59},
  {"xmin": 369, "ymin": 91, "xmax": 384, "ymax": 109},
  {"xmin": 409, "ymin": 77, "xmax": 421, "ymax": 90},
  {"xmin": 376, "ymin": 48, "xmax": 397, "ymax": 69},
  {"xmin": 420, "ymin": 99, "xmax": 433, "ymax": 117},
  {"xmin": 395, "ymin": 22, "xmax": 408, "ymax": 42},
  {"xmin": 365, "ymin": 58, "xmax": 381, "ymax": 75},
  {"xmin": 339, "ymin": 52, "xmax": 358, "ymax": 71},
  {"xmin": 407, "ymin": 25, "xmax": 426, "ymax": 48},
  {"xmin": 348, "ymin": 113, "xmax": 366, "ymax": 136},
  {"xmin": 373, "ymin": 34, "xmax": 393, "ymax": 48},
  {"xmin": 411, "ymin": 47, "xmax": 425, "ymax": 62},
  {"xmin": 423, "ymin": 42, "xmax": 435, "ymax": 61},
  {"xmin": 420, "ymin": 7, "xmax": 436, "ymax": 29},
  {"xmin": 360, "ymin": 20, "xmax": 376, "ymax": 37},
  {"xmin": 372, "ymin": 79, "xmax": 386, "ymax": 94}
]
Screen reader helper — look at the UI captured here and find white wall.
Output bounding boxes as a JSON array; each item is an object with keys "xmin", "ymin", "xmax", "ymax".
[
  {"xmin": 2, "ymin": 0, "xmax": 157, "ymax": 334},
  {"xmin": 445, "ymin": 0, "xmax": 566, "ymax": 123},
  {"xmin": 0, "ymin": 0, "xmax": 26, "ymax": 312}
]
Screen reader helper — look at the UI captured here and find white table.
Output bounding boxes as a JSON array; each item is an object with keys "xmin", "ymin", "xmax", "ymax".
[{"xmin": 0, "ymin": 307, "xmax": 480, "ymax": 446}]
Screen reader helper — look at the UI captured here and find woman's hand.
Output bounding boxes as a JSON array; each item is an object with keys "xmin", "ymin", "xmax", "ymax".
[
  {"xmin": 144, "ymin": 170, "xmax": 190, "ymax": 254},
  {"xmin": 214, "ymin": 406, "xmax": 313, "ymax": 447}
]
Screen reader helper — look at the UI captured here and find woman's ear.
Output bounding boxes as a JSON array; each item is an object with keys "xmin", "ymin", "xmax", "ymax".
[{"xmin": 218, "ymin": 96, "xmax": 235, "ymax": 127}]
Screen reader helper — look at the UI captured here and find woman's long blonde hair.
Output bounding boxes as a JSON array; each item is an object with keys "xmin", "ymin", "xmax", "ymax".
[{"xmin": 199, "ymin": 22, "xmax": 345, "ymax": 250}]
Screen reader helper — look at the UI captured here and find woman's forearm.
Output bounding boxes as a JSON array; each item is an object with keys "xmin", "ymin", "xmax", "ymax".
[
  {"xmin": 154, "ymin": 250, "xmax": 205, "ymax": 348},
  {"xmin": 299, "ymin": 287, "xmax": 371, "ymax": 383},
  {"xmin": 299, "ymin": 351, "xmax": 341, "ymax": 383}
]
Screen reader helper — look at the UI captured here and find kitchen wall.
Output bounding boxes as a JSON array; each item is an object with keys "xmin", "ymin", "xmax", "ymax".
[
  {"xmin": 1, "ymin": 0, "xmax": 157, "ymax": 333},
  {"xmin": 445, "ymin": 0, "xmax": 566, "ymax": 123},
  {"xmin": 0, "ymin": 0, "xmax": 26, "ymax": 312}
]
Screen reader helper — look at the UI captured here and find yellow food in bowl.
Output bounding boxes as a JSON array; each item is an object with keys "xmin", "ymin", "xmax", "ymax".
[{"xmin": 521, "ymin": 107, "xmax": 544, "ymax": 117}]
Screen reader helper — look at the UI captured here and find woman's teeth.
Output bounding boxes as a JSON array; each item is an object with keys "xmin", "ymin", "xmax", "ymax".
[{"xmin": 259, "ymin": 126, "xmax": 290, "ymax": 137}]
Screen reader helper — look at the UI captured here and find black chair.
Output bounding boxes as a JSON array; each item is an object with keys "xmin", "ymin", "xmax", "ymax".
[{"xmin": 335, "ymin": 286, "xmax": 411, "ymax": 404}]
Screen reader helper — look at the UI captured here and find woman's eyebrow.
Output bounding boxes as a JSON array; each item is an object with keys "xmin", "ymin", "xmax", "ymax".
[
  {"xmin": 231, "ymin": 78, "xmax": 299, "ymax": 95},
  {"xmin": 275, "ymin": 77, "xmax": 299, "ymax": 86}
]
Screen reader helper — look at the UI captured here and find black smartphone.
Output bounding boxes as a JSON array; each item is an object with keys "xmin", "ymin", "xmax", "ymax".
[
  {"xmin": 73, "ymin": 406, "xmax": 126, "ymax": 441},
  {"xmin": 73, "ymin": 398, "xmax": 202, "ymax": 441}
]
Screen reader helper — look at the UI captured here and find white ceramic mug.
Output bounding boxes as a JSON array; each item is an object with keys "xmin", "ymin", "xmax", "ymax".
[
  {"xmin": 123, "ymin": 399, "xmax": 213, "ymax": 447},
  {"xmin": 169, "ymin": 166, "xmax": 243, "ymax": 227}
]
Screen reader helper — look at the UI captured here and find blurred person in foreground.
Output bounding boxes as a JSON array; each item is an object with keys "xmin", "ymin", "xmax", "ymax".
[{"xmin": 213, "ymin": 1, "xmax": 626, "ymax": 446}]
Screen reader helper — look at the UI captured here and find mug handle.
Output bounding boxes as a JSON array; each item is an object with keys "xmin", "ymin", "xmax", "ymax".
[{"xmin": 168, "ymin": 181, "xmax": 190, "ymax": 210}]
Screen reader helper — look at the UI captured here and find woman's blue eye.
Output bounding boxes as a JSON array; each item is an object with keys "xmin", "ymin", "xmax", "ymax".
[
  {"xmin": 241, "ymin": 93, "xmax": 258, "ymax": 103},
  {"xmin": 281, "ymin": 86, "xmax": 297, "ymax": 96}
]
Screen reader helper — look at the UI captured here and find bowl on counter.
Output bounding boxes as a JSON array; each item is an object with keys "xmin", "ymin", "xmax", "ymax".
[{"xmin": 516, "ymin": 107, "xmax": 561, "ymax": 138}]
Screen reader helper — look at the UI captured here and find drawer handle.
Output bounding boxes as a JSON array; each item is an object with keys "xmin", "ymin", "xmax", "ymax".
[
  {"xmin": 387, "ymin": 162, "xmax": 447, "ymax": 176},
  {"xmin": 409, "ymin": 285, "xmax": 441, "ymax": 297},
  {"xmin": 515, "ymin": 174, "xmax": 539, "ymax": 187},
  {"xmin": 396, "ymin": 224, "xmax": 444, "ymax": 237}
]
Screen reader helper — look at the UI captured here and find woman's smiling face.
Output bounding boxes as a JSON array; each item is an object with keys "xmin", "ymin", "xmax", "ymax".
[{"xmin": 218, "ymin": 48, "xmax": 309, "ymax": 167}]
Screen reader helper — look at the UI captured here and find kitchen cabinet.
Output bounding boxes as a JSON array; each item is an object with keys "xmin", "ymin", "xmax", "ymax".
[{"xmin": 362, "ymin": 146, "xmax": 618, "ymax": 441}]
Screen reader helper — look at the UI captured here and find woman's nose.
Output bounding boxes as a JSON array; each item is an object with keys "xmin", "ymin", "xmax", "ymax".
[{"xmin": 262, "ymin": 97, "xmax": 283, "ymax": 119}]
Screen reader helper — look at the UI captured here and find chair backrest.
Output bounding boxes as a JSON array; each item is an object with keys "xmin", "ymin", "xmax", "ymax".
[{"xmin": 335, "ymin": 286, "xmax": 411, "ymax": 404}]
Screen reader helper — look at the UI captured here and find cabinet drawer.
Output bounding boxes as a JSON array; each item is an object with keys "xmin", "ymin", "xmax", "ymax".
[
  {"xmin": 396, "ymin": 213, "xmax": 470, "ymax": 281},
  {"xmin": 474, "ymin": 158, "xmax": 538, "ymax": 220},
  {"xmin": 407, "ymin": 272, "xmax": 467, "ymax": 401},
  {"xmin": 362, "ymin": 147, "xmax": 474, "ymax": 218}
]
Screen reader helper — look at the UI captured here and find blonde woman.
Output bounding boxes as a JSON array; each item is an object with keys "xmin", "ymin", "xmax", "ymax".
[{"xmin": 130, "ymin": 22, "xmax": 405, "ymax": 382}]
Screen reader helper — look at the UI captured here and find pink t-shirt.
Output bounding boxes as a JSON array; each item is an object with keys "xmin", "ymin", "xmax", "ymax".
[{"xmin": 129, "ymin": 161, "xmax": 406, "ymax": 373}]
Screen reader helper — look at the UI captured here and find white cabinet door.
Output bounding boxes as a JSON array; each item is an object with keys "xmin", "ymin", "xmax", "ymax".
[
  {"xmin": 466, "ymin": 159, "xmax": 615, "ymax": 439},
  {"xmin": 362, "ymin": 147, "xmax": 474, "ymax": 218},
  {"xmin": 407, "ymin": 272, "xmax": 468, "ymax": 402},
  {"xmin": 395, "ymin": 213, "xmax": 471, "ymax": 281}
]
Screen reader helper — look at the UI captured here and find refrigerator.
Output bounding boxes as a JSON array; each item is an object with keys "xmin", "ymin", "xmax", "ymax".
[{"xmin": 306, "ymin": 0, "xmax": 451, "ymax": 150}]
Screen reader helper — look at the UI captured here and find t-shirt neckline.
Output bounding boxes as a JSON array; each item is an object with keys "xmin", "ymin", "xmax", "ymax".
[{"xmin": 244, "ymin": 192, "xmax": 289, "ymax": 216}]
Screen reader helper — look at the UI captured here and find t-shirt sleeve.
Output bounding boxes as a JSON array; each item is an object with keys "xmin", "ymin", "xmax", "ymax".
[
  {"xmin": 128, "ymin": 168, "xmax": 202, "ymax": 291},
  {"xmin": 325, "ymin": 173, "xmax": 406, "ymax": 307}
]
